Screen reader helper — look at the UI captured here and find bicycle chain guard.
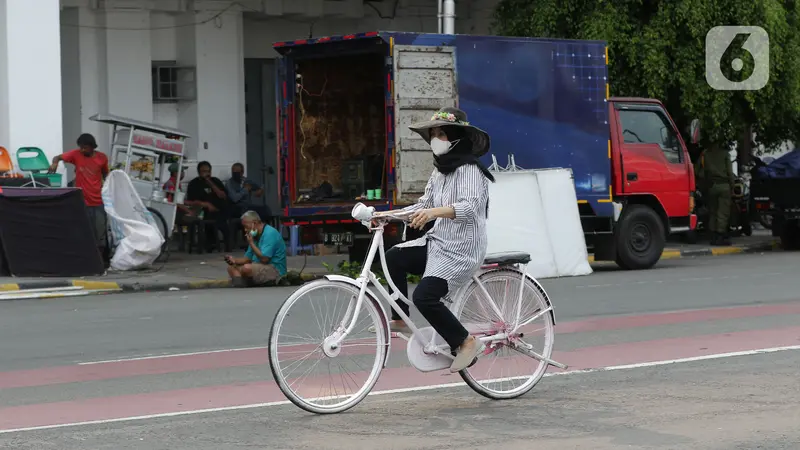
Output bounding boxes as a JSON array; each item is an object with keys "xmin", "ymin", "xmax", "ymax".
[{"xmin": 406, "ymin": 327, "xmax": 452, "ymax": 372}]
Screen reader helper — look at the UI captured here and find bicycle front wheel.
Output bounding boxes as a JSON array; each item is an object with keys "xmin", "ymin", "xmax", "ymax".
[
  {"xmin": 268, "ymin": 279, "xmax": 389, "ymax": 414},
  {"xmin": 455, "ymin": 268, "xmax": 555, "ymax": 400}
]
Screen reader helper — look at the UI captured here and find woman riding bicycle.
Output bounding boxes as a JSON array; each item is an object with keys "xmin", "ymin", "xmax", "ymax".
[{"xmin": 373, "ymin": 107, "xmax": 496, "ymax": 373}]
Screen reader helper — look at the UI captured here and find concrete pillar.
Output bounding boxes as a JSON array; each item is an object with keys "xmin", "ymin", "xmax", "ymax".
[
  {"xmin": 0, "ymin": 0, "xmax": 64, "ymax": 181},
  {"xmin": 104, "ymin": 10, "xmax": 153, "ymax": 122},
  {"xmin": 175, "ymin": 13, "xmax": 199, "ymax": 162},
  {"xmin": 178, "ymin": 10, "xmax": 246, "ymax": 180},
  {"xmin": 61, "ymin": 7, "xmax": 83, "ymax": 154},
  {"xmin": 60, "ymin": 7, "xmax": 110, "ymax": 183}
]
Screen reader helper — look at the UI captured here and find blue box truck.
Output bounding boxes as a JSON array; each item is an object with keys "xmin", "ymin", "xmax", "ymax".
[{"xmin": 273, "ymin": 32, "xmax": 697, "ymax": 270}]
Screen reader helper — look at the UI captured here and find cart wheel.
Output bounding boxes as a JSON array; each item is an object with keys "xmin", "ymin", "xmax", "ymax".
[{"xmin": 147, "ymin": 207, "xmax": 171, "ymax": 263}]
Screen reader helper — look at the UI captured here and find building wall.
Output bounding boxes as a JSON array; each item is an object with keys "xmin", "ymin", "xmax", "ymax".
[
  {"xmin": 1, "ymin": 0, "xmax": 63, "ymax": 177},
  {"xmin": 242, "ymin": 0, "xmax": 496, "ymax": 58},
  {"xmin": 58, "ymin": 0, "xmax": 498, "ymax": 181}
]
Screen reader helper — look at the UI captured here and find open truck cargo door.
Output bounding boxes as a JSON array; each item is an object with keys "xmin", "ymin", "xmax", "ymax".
[
  {"xmin": 275, "ymin": 55, "xmax": 289, "ymax": 216},
  {"xmin": 272, "ymin": 34, "xmax": 390, "ymax": 217},
  {"xmin": 392, "ymin": 44, "xmax": 458, "ymax": 204}
]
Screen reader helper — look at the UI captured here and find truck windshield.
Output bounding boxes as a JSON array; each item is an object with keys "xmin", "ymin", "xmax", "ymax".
[{"xmin": 618, "ymin": 109, "xmax": 681, "ymax": 164}]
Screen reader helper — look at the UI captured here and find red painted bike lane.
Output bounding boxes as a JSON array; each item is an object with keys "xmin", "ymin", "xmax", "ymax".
[
  {"xmin": 3, "ymin": 301, "xmax": 799, "ymax": 390},
  {"xmin": 0, "ymin": 302, "xmax": 799, "ymax": 432}
]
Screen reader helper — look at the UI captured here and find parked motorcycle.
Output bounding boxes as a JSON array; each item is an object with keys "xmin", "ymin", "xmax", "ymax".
[
  {"xmin": 729, "ymin": 175, "xmax": 752, "ymax": 236},
  {"xmin": 688, "ymin": 174, "xmax": 752, "ymax": 239}
]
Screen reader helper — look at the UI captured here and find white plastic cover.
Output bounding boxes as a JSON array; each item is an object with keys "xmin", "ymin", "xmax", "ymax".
[
  {"xmin": 102, "ymin": 170, "xmax": 165, "ymax": 271},
  {"xmin": 485, "ymin": 169, "xmax": 592, "ymax": 279}
]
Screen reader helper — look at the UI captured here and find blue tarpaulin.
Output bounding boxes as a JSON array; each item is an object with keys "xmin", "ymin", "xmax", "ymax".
[{"xmin": 756, "ymin": 148, "xmax": 800, "ymax": 179}]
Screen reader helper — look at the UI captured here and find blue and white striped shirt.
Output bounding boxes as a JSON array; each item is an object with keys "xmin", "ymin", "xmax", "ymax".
[{"xmin": 396, "ymin": 163, "xmax": 489, "ymax": 293}]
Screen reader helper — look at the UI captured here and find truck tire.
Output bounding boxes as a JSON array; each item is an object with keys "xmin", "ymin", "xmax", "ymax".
[
  {"xmin": 779, "ymin": 220, "xmax": 800, "ymax": 250},
  {"xmin": 614, "ymin": 205, "xmax": 665, "ymax": 270}
]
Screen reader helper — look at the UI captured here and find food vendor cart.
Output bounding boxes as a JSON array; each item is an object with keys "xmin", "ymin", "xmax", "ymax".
[{"xmin": 90, "ymin": 113, "xmax": 191, "ymax": 260}]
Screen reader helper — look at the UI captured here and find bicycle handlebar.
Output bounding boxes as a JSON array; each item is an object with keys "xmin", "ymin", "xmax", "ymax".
[
  {"xmin": 351, "ymin": 202, "xmax": 413, "ymax": 223},
  {"xmin": 372, "ymin": 211, "xmax": 413, "ymax": 222}
]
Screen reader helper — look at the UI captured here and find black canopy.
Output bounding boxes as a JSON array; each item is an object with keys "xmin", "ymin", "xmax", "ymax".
[{"xmin": 0, "ymin": 188, "xmax": 104, "ymax": 277}]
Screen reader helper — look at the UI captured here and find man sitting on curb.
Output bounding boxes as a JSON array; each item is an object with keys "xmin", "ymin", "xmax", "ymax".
[{"xmin": 225, "ymin": 210, "xmax": 287, "ymax": 287}]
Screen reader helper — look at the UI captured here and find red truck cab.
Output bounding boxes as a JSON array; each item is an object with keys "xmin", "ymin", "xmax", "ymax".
[{"xmin": 592, "ymin": 97, "xmax": 698, "ymax": 269}]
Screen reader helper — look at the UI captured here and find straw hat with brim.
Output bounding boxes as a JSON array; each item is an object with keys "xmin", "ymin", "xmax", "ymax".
[{"xmin": 408, "ymin": 107, "xmax": 491, "ymax": 157}]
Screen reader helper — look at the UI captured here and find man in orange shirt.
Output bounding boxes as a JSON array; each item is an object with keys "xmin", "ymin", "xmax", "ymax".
[{"xmin": 50, "ymin": 134, "xmax": 110, "ymax": 263}]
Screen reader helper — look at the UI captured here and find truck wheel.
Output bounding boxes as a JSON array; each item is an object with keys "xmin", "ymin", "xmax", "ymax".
[
  {"xmin": 780, "ymin": 221, "xmax": 800, "ymax": 250},
  {"xmin": 614, "ymin": 205, "xmax": 665, "ymax": 270}
]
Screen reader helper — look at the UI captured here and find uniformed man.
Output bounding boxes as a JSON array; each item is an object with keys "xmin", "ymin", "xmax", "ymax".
[{"xmin": 699, "ymin": 144, "xmax": 734, "ymax": 245}]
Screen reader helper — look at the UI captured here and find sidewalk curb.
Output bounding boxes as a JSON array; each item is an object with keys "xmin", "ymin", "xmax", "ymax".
[
  {"xmin": 0, "ymin": 272, "xmax": 327, "ymax": 297},
  {"xmin": 0, "ymin": 279, "xmax": 125, "ymax": 293},
  {"xmin": 585, "ymin": 239, "xmax": 779, "ymax": 263},
  {"xmin": 666, "ymin": 239, "xmax": 780, "ymax": 259},
  {"xmin": 1, "ymin": 241, "xmax": 780, "ymax": 298}
]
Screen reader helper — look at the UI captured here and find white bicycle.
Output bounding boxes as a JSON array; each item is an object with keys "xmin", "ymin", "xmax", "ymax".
[{"xmin": 267, "ymin": 203, "xmax": 566, "ymax": 414}]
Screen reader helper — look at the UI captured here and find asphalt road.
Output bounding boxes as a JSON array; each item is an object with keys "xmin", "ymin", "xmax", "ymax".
[{"xmin": 0, "ymin": 251, "xmax": 799, "ymax": 449}]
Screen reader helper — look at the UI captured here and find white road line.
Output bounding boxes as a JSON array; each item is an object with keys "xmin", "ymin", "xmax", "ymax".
[
  {"xmin": 0, "ymin": 289, "xmax": 120, "ymax": 301},
  {"xmin": 78, "ymin": 346, "xmax": 270, "ymax": 365},
  {"xmin": 4, "ymin": 344, "xmax": 800, "ymax": 435}
]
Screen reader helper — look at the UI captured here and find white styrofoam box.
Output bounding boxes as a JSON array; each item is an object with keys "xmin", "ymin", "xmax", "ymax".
[
  {"xmin": 485, "ymin": 168, "xmax": 591, "ymax": 279},
  {"xmin": 535, "ymin": 168, "xmax": 592, "ymax": 277}
]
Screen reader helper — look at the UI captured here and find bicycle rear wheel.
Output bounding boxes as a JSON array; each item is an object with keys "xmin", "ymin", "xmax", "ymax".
[
  {"xmin": 268, "ymin": 279, "xmax": 389, "ymax": 414},
  {"xmin": 454, "ymin": 268, "xmax": 555, "ymax": 399}
]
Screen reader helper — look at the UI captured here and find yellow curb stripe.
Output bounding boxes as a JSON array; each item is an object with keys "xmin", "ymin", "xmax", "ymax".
[
  {"xmin": 660, "ymin": 250, "xmax": 682, "ymax": 259},
  {"xmin": 0, "ymin": 283, "xmax": 20, "ymax": 291},
  {"xmin": 589, "ymin": 245, "xmax": 760, "ymax": 264},
  {"xmin": 71, "ymin": 280, "xmax": 122, "ymax": 290},
  {"xmin": 710, "ymin": 247, "xmax": 744, "ymax": 256}
]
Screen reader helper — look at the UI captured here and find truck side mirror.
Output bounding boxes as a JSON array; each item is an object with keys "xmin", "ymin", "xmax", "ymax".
[{"xmin": 689, "ymin": 119, "xmax": 700, "ymax": 144}]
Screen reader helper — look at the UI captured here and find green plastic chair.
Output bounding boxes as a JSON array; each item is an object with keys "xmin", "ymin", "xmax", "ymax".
[{"xmin": 17, "ymin": 147, "xmax": 61, "ymax": 187}]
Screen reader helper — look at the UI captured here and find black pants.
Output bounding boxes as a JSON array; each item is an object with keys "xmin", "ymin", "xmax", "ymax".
[
  {"xmin": 385, "ymin": 245, "xmax": 469, "ymax": 350},
  {"xmin": 86, "ymin": 205, "xmax": 109, "ymax": 266},
  {"xmin": 204, "ymin": 210, "xmax": 231, "ymax": 252}
]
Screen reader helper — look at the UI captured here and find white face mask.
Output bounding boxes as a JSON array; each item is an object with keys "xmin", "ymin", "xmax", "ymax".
[{"xmin": 430, "ymin": 138, "xmax": 459, "ymax": 156}]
